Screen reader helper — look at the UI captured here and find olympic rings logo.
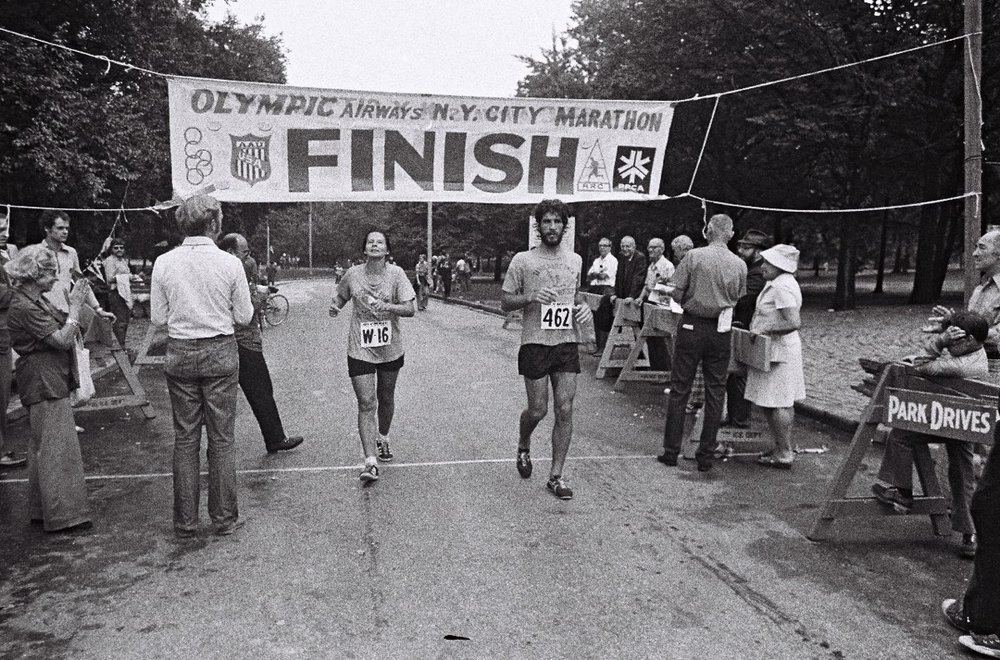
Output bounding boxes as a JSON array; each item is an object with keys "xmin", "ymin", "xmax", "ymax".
[{"xmin": 183, "ymin": 127, "xmax": 214, "ymax": 185}]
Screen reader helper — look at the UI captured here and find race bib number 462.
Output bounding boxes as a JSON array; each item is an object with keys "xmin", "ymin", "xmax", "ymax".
[
  {"xmin": 360, "ymin": 320, "xmax": 392, "ymax": 348},
  {"xmin": 541, "ymin": 303, "xmax": 574, "ymax": 331}
]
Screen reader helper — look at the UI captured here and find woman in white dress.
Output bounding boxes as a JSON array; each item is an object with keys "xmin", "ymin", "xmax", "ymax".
[{"xmin": 745, "ymin": 244, "xmax": 806, "ymax": 469}]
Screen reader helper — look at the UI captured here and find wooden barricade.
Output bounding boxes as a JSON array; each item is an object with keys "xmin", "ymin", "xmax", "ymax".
[
  {"xmin": 809, "ymin": 364, "xmax": 998, "ymax": 541},
  {"xmin": 613, "ymin": 304, "xmax": 675, "ymax": 391},
  {"xmin": 134, "ymin": 322, "xmax": 168, "ymax": 367},
  {"xmin": 9, "ymin": 316, "xmax": 155, "ymax": 422},
  {"xmin": 595, "ymin": 300, "xmax": 648, "ymax": 379}
]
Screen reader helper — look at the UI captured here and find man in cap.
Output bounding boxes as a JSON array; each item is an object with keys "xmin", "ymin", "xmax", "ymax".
[{"xmin": 724, "ymin": 228, "xmax": 772, "ymax": 428}]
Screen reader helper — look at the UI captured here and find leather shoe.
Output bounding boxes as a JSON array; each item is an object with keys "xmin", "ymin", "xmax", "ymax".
[
  {"xmin": 697, "ymin": 460, "xmax": 713, "ymax": 472},
  {"xmin": 266, "ymin": 436, "xmax": 304, "ymax": 454},
  {"xmin": 656, "ymin": 453, "xmax": 678, "ymax": 466},
  {"xmin": 0, "ymin": 453, "xmax": 27, "ymax": 468}
]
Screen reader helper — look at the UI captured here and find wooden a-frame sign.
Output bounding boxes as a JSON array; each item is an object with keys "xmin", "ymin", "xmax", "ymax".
[{"xmin": 809, "ymin": 363, "xmax": 997, "ymax": 541}]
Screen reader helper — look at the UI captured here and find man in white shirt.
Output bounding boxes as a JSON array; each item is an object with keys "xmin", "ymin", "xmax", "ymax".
[
  {"xmin": 151, "ymin": 195, "xmax": 253, "ymax": 538},
  {"xmin": 586, "ymin": 237, "xmax": 618, "ymax": 295},
  {"xmin": 36, "ymin": 211, "xmax": 109, "ymax": 319}
]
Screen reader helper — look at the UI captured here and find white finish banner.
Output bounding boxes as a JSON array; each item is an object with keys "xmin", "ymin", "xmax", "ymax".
[{"xmin": 167, "ymin": 77, "xmax": 675, "ymax": 204}]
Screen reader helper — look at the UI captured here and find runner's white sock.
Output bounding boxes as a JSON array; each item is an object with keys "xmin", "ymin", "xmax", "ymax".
[{"xmin": 365, "ymin": 456, "xmax": 377, "ymax": 467}]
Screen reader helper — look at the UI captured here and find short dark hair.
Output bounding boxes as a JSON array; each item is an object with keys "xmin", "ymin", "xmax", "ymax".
[
  {"xmin": 111, "ymin": 237, "xmax": 126, "ymax": 248},
  {"xmin": 217, "ymin": 233, "xmax": 240, "ymax": 253},
  {"xmin": 949, "ymin": 310, "xmax": 989, "ymax": 343},
  {"xmin": 39, "ymin": 210, "xmax": 69, "ymax": 232},
  {"xmin": 360, "ymin": 230, "xmax": 391, "ymax": 255},
  {"xmin": 533, "ymin": 199, "xmax": 569, "ymax": 224}
]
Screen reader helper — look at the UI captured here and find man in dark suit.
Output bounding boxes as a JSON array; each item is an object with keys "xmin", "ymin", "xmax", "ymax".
[{"xmin": 593, "ymin": 236, "xmax": 647, "ymax": 354}]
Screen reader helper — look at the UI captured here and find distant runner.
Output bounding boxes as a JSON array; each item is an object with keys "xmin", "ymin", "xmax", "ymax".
[{"xmin": 501, "ymin": 199, "xmax": 591, "ymax": 500}]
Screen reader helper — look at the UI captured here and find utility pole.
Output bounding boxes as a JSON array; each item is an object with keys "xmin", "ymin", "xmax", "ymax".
[
  {"xmin": 963, "ymin": 0, "xmax": 983, "ymax": 302},
  {"xmin": 426, "ymin": 202, "xmax": 433, "ymax": 262},
  {"xmin": 308, "ymin": 202, "xmax": 314, "ymax": 272}
]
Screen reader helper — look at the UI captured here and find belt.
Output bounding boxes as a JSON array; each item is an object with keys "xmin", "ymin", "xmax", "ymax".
[{"xmin": 681, "ymin": 312, "xmax": 719, "ymax": 322}]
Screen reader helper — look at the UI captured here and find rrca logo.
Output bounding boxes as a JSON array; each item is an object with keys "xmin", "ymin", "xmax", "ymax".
[{"xmin": 613, "ymin": 146, "xmax": 654, "ymax": 193}]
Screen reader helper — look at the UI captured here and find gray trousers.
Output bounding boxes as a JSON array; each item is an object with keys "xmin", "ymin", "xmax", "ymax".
[
  {"xmin": 27, "ymin": 397, "xmax": 90, "ymax": 531},
  {"xmin": 877, "ymin": 430, "xmax": 976, "ymax": 534},
  {"xmin": 164, "ymin": 335, "xmax": 240, "ymax": 532}
]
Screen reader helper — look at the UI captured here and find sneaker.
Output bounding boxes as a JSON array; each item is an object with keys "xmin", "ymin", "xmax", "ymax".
[
  {"xmin": 377, "ymin": 438, "xmax": 393, "ymax": 462},
  {"xmin": 360, "ymin": 464, "xmax": 379, "ymax": 484},
  {"xmin": 656, "ymin": 453, "xmax": 678, "ymax": 466},
  {"xmin": 960, "ymin": 634, "xmax": 1000, "ymax": 658},
  {"xmin": 516, "ymin": 449, "xmax": 532, "ymax": 478},
  {"xmin": 546, "ymin": 475, "xmax": 573, "ymax": 500},
  {"xmin": 871, "ymin": 483, "xmax": 913, "ymax": 514},
  {"xmin": 942, "ymin": 598, "xmax": 972, "ymax": 633},
  {"xmin": 960, "ymin": 534, "xmax": 977, "ymax": 560},
  {"xmin": 174, "ymin": 527, "xmax": 198, "ymax": 539}
]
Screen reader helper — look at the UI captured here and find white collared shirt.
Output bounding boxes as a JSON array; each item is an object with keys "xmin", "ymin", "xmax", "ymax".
[
  {"xmin": 587, "ymin": 253, "xmax": 618, "ymax": 287},
  {"xmin": 150, "ymin": 237, "xmax": 253, "ymax": 339}
]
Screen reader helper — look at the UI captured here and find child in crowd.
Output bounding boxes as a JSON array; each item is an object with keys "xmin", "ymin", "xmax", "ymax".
[{"xmin": 869, "ymin": 310, "xmax": 990, "ymax": 559}]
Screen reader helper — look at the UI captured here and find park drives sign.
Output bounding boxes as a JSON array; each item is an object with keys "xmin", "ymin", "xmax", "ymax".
[
  {"xmin": 881, "ymin": 388, "xmax": 997, "ymax": 442},
  {"xmin": 167, "ymin": 77, "xmax": 674, "ymax": 203}
]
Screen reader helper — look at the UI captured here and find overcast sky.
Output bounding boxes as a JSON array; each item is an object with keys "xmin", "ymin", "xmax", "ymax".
[{"xmin": 205, "ymin": 0, "xmax": 576, "ymax": 97}]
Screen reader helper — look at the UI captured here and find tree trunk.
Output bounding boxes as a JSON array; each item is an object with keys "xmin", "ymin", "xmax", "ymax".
[
  {"xmin": 833, "ymin": 216, "xmax": 857, "ymax": 310},
  {"xmin": 874, "ymin": 211, "xmax": 889, "ymax": 294},
  {"xmin": 910, "ymin": 203, "xmax": 942, "ymax": 303},
  {"xmin": 494, "ymin": 250, "xmax": 503, "ymax": 281}
]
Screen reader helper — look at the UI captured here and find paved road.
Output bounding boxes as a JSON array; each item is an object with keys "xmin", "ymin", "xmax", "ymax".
[{"xmin": 0, "ymin": 279, "xmax": 977, "ymax": 658}]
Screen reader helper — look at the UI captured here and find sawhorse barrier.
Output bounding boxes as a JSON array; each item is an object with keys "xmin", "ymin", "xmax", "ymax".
[
  {"xmin": 9, "ymin": 317, "xmax": 155, "ymax": 422},
  {"xmin": 613, "ymin": 303, "xmax": 675, "ymax": 391},
  {"xmin": 809, "ymin": 364, "xmax": 997, "ymax": 541},
  {"xmin": 595, "ymin": 299, "xmax": 648, "ymax": 379}
]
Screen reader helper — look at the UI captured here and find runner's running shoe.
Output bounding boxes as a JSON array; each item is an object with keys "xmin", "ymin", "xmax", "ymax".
[
  {"xmin": 942, "ymin": 598, "xmax": 972, "ymax": 633},
  {"xmin": 360, "ymin": 464, "xmax": 379, "ymax": 484},
  {"xmin": 546, "ymin": 475, "xmax": 573, "ymax": 500},
  {"xmin": 377, "ymin": 438, "xmax": 393, "ymax": 462},
  {"xmin": 516, "ymin": 450, "xmax": 532, "ymax": 478}
]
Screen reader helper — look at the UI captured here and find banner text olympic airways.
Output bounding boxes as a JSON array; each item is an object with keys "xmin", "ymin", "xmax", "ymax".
[{"xmin": 188, "ymin": 89, "xmax": 666, "ymax": 132}]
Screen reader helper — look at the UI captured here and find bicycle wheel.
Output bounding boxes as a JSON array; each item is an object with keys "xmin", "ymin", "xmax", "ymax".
[{"xmin": 264, "ymin": 294, "xmax": 289, "ymax": 326}]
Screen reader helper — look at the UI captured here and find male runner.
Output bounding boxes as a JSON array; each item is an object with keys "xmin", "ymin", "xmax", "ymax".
[{"xmin": 501, "ymin": 199, "xmax": 591, "ymax": 500}]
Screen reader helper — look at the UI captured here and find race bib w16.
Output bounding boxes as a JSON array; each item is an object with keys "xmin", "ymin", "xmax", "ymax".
[
  {"xmin": 360, "ymin": 320, "xmax": 392, "ymax": 348},
  {"xmin": 540, "ymin": 303, "xmax": 574, "ymax": 331}
]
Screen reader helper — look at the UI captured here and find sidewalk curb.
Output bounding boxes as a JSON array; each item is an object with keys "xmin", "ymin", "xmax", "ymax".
[
  {"xmin": 794, "ymin": 401, "xmax": 859, "ymax": 434},
  {"xmin": 432, "ymin": 294, "xmax": 862, "ymax": 438}
]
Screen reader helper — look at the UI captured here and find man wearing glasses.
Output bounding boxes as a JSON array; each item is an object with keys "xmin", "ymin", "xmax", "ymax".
[
  {"xmin": 218, "ymin": 233, "xmax": 304, "ymax": 456},
  {"xmin": 586, "ymin": 237, "xmax": 617, "ymax": 296}
]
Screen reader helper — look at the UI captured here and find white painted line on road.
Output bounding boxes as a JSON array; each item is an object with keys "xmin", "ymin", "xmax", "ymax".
[{"xmin": 0, "ymin": 453, "xmax": 657, "ymax": 484}]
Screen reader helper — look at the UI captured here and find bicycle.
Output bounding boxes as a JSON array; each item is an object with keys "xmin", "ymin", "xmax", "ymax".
[{"xmin": 259, "ymin": 286, "xmax": 289, "ymax": 329}]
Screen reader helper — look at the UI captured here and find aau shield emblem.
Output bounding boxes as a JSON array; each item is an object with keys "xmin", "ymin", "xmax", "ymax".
[{"xmin": 230, "ymin": 134, "xmax": 271, "ymax": 186}]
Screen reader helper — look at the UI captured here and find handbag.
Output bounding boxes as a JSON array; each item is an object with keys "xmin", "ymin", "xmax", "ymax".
[{"xmin": 70, "ymin": 335, "xmax": 95, "ymax": 407}]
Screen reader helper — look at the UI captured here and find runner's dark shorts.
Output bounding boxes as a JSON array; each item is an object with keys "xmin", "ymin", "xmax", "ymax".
[
  {"xmin": 348, "ymin": 354, "xmax": 405, "ymax": 378},
  {"xmin": 517, "ymin": 343, "xmax": 580, "ymax": 380}
]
